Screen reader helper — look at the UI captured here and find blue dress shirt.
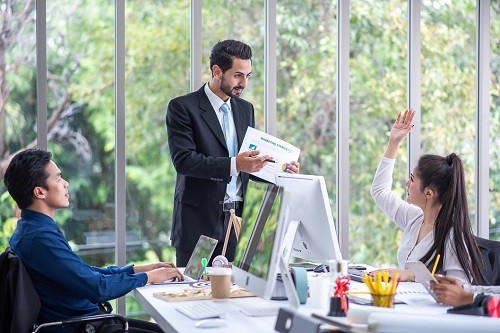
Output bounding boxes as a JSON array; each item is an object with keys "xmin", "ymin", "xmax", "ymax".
[{"xmin": 9, "ymin": 209, "xmax": 148, "ymax": 333}]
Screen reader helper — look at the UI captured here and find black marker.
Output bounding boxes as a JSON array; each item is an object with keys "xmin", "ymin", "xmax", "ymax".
[{"xmin": 265, "ymin": 159, "xmax": 276, "ymax": 163}]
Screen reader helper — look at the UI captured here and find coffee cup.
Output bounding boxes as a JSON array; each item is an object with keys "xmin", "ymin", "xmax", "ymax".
[
  {"xmin": 210, "ymin": 267, "xmax": 232, "ymax": 301},
  {"xmin": 308, "ymin": 274, "xmax": 330, "ymax": 308}
]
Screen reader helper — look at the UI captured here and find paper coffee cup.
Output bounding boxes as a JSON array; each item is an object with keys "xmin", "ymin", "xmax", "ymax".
[
  {"xmin": 210, "ymin": 267, "xmax": 232, "ymax": 301},
  {"xmin": 308, "ymin": 275, "xmax": 330, "ymax": 308}
]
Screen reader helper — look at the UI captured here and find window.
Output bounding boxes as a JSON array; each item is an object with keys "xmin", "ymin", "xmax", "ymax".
[
  {"xmin": 490, "ymin": 1, "xmax": 500, "ymax": 240},
  {"xmin": 420, "ymin": 0, "xmax": 477, "ymax": 228},
  {"xmin": 0, "ymin": 1, "xmax": 37, "ymax": 249},
  {"xmin": 349, "ymin": 0, "xmax": 407, "ymax": 266}
]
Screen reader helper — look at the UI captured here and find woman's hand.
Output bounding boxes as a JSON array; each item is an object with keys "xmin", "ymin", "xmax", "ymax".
[
  {"xmin": 384, "ymin": 108, "xmax": 416, "ymax": 159},
  {"xmin": 390, "ymin": 108, "xmax": 416, "ymax": 144},
  {"xmin": 134, "ymin": 262, "xmax": 175, "ymax": 273},
  {"xmin": 430, "ymin": 275, "xmax": 474, "ymax": 306}
]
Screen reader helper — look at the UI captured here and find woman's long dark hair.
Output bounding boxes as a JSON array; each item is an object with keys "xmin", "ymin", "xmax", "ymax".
[{"xmin": 417, "ymin": 153, "xmax": 487, "ymax": 285}]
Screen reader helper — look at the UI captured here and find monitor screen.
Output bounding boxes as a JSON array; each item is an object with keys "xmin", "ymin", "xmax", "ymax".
[
  {"xmin": 275, "ymin": 173, "xmax": 343, "ymax": 263},
  {"xmin": 232, "ymin": 179, "xmax": 288, "ymax": 300}
]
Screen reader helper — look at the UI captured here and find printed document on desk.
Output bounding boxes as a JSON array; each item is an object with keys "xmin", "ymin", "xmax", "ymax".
[{"xmin": 239, "ymin": 127, "xmax": 300, "ymax": 184}]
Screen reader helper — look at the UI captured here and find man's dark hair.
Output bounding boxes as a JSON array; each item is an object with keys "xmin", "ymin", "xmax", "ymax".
[
  {"xmin": 4, "ymin": 148, "xmax": 52, "ymax": 209},
  {"xmin": 209, "ymin": 39, "xmax": 252, "ymax": 75}
]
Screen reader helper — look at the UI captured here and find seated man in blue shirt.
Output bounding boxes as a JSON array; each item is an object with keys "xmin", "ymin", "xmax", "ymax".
[{"xmin": 4, "ymin": 148, "xmax": 183, "ymax": 333}]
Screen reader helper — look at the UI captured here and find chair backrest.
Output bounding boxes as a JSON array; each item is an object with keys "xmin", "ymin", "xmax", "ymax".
[
  {"xmin": 1, "ymin": 248, "xmax": 128, "ymax": 333},
  {"xmin": 475, "ymin": 236, "xmax": 500, "ymax": 286},
  {"xmin": 0, "ymin": 248, "xmax": 41, "ymax": 333}
]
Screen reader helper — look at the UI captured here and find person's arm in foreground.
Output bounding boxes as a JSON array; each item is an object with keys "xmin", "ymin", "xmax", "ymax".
[{"xmin": 430, "ymin": 275, "xmax": 473, "ymax": 306}]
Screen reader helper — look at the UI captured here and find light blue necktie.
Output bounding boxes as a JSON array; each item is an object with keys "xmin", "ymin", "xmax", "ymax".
[{"xmin": 220, "ymin": 103, "xmax": 238, "ymax": 199}]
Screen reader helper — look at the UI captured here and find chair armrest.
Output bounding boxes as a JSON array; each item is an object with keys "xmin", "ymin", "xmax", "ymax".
[{"xmin": 33, "ymin": 313, "xmax": 128, "ymax": 333}]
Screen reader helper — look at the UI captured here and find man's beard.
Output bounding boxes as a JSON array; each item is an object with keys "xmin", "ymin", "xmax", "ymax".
[{"xmin": 220, "ymin": 77, "xmax": 243, "ymax": 98}]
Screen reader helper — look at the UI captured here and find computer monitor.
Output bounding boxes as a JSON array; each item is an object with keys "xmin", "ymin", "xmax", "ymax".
[
  {"xmin": 232, "ymin": 179, "xmax": 289, "ymax": 301},
  {"xmin": 275, "ymin": 173, "xmax": 343, "ymax": 263}
]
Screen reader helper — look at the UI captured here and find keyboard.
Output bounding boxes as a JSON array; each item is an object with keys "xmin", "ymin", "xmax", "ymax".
[{"xmin": 176, "ymin": 302, "xmax": 226, "ymax": 320}]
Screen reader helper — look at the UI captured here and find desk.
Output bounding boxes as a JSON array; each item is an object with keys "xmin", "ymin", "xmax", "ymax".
[
  {"xmin": 134, "ymin": 281, "xmax": 500, "ymax": 333},
  {"xmin": 134, "ymin": 283, "xmax": 288, "ymax": 333}
]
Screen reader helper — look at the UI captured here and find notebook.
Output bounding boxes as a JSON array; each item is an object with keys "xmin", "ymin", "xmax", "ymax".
[{"xmin": 161, "ymin": 235, "xmax": 218, "ymax": 284}]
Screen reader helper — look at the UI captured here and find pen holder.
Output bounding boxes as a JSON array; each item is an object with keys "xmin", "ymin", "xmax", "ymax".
[
  {"xmin": 328, "ymin": 296, "xmax": 349, "ymax": 317},
  {"xmin": 371, "ymin": 293, "xmax": 395, "ymax": 308}
]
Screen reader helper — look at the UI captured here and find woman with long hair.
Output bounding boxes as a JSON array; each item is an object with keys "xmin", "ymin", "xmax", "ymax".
[{"xmin": 370, "ymin": 109, "xmax": 487, "ymax": 285}]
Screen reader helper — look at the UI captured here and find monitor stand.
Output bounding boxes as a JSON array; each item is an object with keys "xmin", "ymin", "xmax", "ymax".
[
  {"xmin": 238, "ymin": 254, "xmax": 300, "ymax": 317},
  {"xmin": 281, "ymin": 219, "xmax": 301, "ymax": 264}
]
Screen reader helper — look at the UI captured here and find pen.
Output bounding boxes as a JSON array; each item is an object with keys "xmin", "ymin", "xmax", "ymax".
[
  {"xmin": 431, "ymin": 254, "xmax": 441, "ymax": 276},
  {"xmin": 250, "ymin": 155, "xmax": 275, "ymax": 163},
  {"xmin": 346, "ymin": 291, "xmax": 371, "ymax": 294}
]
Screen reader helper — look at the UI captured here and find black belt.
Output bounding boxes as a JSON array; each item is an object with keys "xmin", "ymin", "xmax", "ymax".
[{"xmin": 219, "ymin": 200, "xmax": 241, "ymax": 211}]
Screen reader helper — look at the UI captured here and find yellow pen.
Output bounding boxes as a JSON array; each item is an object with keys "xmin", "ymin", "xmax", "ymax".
[
  {"xmin": 431, "ymin": 254, "xmax": 441, "ymax": 276},
  {"xmin": 363, "ymin": 274, "xmax": 376, "ymax": 294},
  {"xmin": 389, "ymin": 272, "xmax": 399, "ymax": 294},
  {"xmin": 347, "ymin": 291, "xmax": 371, "ymax": 295}
]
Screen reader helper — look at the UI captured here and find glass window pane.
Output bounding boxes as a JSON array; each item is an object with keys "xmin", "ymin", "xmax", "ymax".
[
  {"xmin": 420, "ymin": 1, "xmax": 477, "ymax": 228},
  {"xmin": 202, "ymin": 0, "xmax": 265, "ymax": 126},
  {"xmin": 275, "ymin": 0, "xmax": 338, "ymax": 250},
  {"xmin": 490, "ymin": 2, "xmax": 500, "ymax": 240},
  {"xmin": 350, "ymin": 0, "xmax": 407, "ymax": 266},
  {"xmin": 0, "ymin": 1, "xmax": 37, "ymax": 251},
  {"xmin": 124, "ymin": 0, "xmax": 190, "ymax": 318},
  {"xmin": 46, "ymin": 0, "xmax": 116, "ymax": 267}
]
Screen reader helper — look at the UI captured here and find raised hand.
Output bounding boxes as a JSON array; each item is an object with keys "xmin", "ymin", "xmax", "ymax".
[
  {"xmin": 384, "ymin": 108, "xmax": 416, "ymax": 159},
  {"xmin": 389, "ymin": 108, "xmax": 415, "ymax": 145}
]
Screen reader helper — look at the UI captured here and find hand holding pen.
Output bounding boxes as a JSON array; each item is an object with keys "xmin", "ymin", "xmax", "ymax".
[{"xmin": 236, "ymin": 150, "xmax": 273, "ymax": 173}]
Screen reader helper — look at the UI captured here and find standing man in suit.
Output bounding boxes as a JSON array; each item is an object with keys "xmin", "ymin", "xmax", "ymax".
[{"xmin": 166, "ymin": 39, "xmax": 299, "ymax": 266}]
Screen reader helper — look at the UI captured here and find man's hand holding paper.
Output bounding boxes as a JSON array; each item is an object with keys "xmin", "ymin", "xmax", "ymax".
[
  {"xmin": 237, "ymin": 127, "xmax": 301, "ymax": 183},
  {"xmin": 236, "ymin": 150, "xmax": 273, "ymax": 172}
]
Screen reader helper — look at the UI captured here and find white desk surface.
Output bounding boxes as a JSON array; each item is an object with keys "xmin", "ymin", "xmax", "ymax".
[
  {"xmin": 134, "ymin": 282, "xmax": 289, "ymax": 333},
  {"xmin": 133, "ymin": 279, "xmax": 465, "ymax": 333}
]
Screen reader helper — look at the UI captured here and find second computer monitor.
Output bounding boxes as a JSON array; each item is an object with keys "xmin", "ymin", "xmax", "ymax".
[
  {"xmin": 275, "ymin": 173, "xmax": 343, "ymax": 263},
  {"xmin": 232, "ymin": 179, "xmax": 288, "ymax": 300}
]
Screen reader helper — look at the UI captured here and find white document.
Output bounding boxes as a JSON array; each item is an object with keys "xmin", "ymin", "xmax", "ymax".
[
  {"xmin": 239, "ymin": 127, "xmax": 300, "ymax": 184},
  {"xmin": 405, "ymin": 261, "xmax": 439, "ymax": 302}
]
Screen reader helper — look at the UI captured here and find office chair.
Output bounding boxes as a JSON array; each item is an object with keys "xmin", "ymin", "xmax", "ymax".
[
  {"xmin": 475, "ymin": 236, "xmax": 500, "ymax": 286},
  {"xmin": 0, "ymin": 248, "xmax": 128, "ymax": 333}
]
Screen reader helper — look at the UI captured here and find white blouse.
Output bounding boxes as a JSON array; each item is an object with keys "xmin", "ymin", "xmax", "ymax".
[{"xmin": 370, "ymin": 157, "xmax": 469, "ymax": 283}]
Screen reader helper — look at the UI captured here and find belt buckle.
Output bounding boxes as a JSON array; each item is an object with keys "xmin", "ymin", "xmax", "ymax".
[{"xmin": 223, "ymin": 200, "xmax": 236, "ymax": 212}]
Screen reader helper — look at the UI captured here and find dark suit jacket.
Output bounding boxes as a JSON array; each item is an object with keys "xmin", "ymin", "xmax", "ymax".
[{"xmin": 166, "ymin": 84, "xmax": 255, "ymax": 253}]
